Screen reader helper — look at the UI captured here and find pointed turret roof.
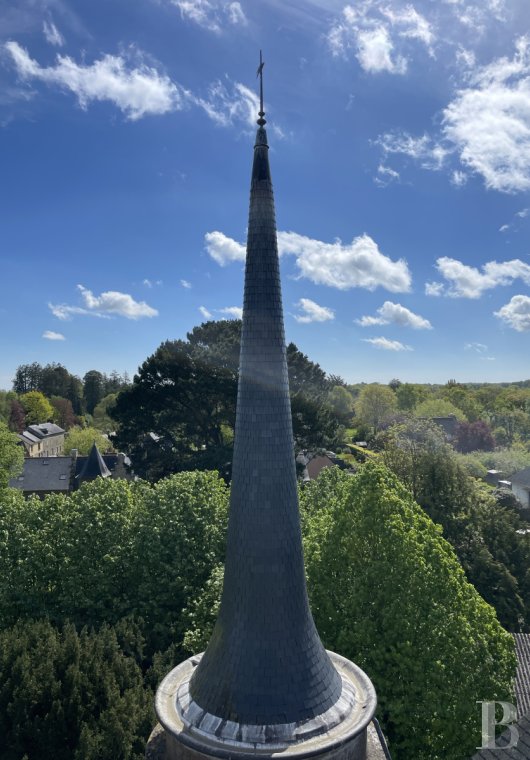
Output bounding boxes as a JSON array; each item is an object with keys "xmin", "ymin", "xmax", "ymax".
[
  {"xmin": 76, "ymin": 442, "xmax": 111, "ymax": 481},
  {"xmin": 189, "ymin": 61, "xmax": 342, "ymax": 726}
]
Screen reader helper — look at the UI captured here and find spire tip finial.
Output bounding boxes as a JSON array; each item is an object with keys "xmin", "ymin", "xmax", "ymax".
[{"xmin": 256, "ymin": 50, "xmax": 266, "ymax": 126}]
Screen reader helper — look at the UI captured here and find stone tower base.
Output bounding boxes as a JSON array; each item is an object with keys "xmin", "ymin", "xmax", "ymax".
[{"xmin": 146, "ymin": 652, "xmax": 387, "ymax": 760}]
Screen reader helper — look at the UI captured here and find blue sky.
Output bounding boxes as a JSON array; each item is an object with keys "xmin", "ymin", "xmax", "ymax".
[{"xmin": 1, "ymin": 0, "xmax": 530, "ymax": 388}]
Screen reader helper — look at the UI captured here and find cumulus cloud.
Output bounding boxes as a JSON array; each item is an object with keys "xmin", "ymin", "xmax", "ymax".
[
  {"xmin": 495, "ymin": 295, "xmax": 530, "ymax": 331},
  {"xmin": 435, "ymin": 256, "xmax": 530, "ymax": 298},
  {"xmin": 43, "ymin": 20, "xmax": 64, "ymax": 47},
  {"xmin": 171, "ymin": 0, "xmax": 247, "ymax": 33},
  {"xmin": 218, "ymin": 306, "xmax": 243, "ymax": 318},
  {"xmin": 42, "ymin": 330, "xmax": 65, "ymax": 340},
  {"xmin": 363, "ymin": 336, "xmax": 412, "ymax": 351},
  {"xmin": 442, "ymin": 37, "xmax": 530, "ymax": 193},
  {"xmin": 294, "ymin": 298, "xmax": 335, "ymax": 324},
  {"xmin": 205, "ymin": 229, "xmax": 411, "ymax": 292},
  {"xmin": 5, "ymin": 41, "xmax": 184, "ymax": 120},
  {"xmin": 180, "ymin": 279, "xmax": 192, "ymax": 288},
  {"xmin": 357, "ymin": 301, "xmax": 432, "ymax": 329},
  {"xmin": 143, "ymin": 278, "xmax": 163, "ymax": 287},
  {"xmin": 327, "ymin": 2, "xmax": 433, "ymax": 74},
  {"xmin": 199, "ymin": 305, "xmax": 213, "ymax": 318},
  {"xmin": 278, "ymin": 231, "xmax": 411, "ymax": 292},
  {"xmin": 425, "ymin": 281, "xmax": 445, "ymax": 297},
  {"xmin": 205, "ymin": 231, "xmax": 246, "ymax": 265},
  {"xmin": 50, "ymin": 284, "xmax": 158, "ymax": 320}
]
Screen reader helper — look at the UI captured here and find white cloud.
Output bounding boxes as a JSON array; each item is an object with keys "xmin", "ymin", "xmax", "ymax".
[
  {"xmin": 442, "ymin": 38, "xmax": 530, "ymax": 193},
  {"xmin": 465, "ymin": 342, "xmax": 488, "ymax": 353},
  {"xmin": 357, "ymin": 301, "xmax": 432, "ymax": 329},
  {"xmin": 42, "ymin": 330, "xmax": 65, "ymax": 340},
  {"xmin": 205, "ymin": 231, "xmax": 246, "ymax": 265},
  {"xmin": 495, "ymin": 295, "xmax": 530, "ymax": 331},
  {"xmin": 43, "ymin": 20, "xmax": 64, "ymax": 47},
  {"xmin": 218, "ymin": 306, "xmax": 243, "ymax": 319},
  {"xmin": 226, "ymin": 2, "xmax": 247, "ymax": 25},
  {"xmin": 425, "ymin": 281, "xmax": 445, "ymax": 297},
  {"xmin": 380, "ymin": 4, "xmax": 434, "ymax": 53},
  {"xmin": 363, "ymin": 336, "xmax": 412, "ymax": 351},
  {"xmin": 451, "ymin": 170, "xmax": 468, "ymax": 187},
  {"xmin": 77, "ymin": 285, "xmax": 158, "ymax": 319},
  {"xmin": 377, "ymin": 131, "xmax": 448, "ymax": 170},
  {"xmin": 375, "ymin": 163, "xmax": 400, "ymax": 186},
  {"xmin": 5, "ymin": 41, "xmax": 184, "ymax": 120},
  {"xmin": 199, "ymin": 305, "xmax": 213, "ymax": 318},
  {"xmin": 294, "ymin": 298, "xmax": 335, "ymax": 324},
  {"xmin": 171, "ymin": 0, "xmax": 247, "ymax": 33},
  {"xmin": 435, "ymin": 256, "xmax": 530, "ymax": 298},
  {"xmin": 499, "ymin": 224, "xmax": 510, "ymax": 233},
  {"xmin": 50, "ymin": 285, "xmax": 158, "ymax": 320},
  {"xmin": 205, "ymin": 229, "xmax": 411, "ymax": 292},
  {"xmin": 196, "ymin": 79, "xmax": 260, "ymax": 130},
  {"xmin": 327, "ymin": 2, "xmax": 433, "ymax": 74},
  {"xmin": 278, "ymin": 231, "xmax": 411, "ymax": 292},
  {"xmin": 143, "ymin": 278, "xmax": 162, "ymax": 287},
  {"xmin": 180, "ymin": 279, "xmax": 192, "ymax": 289},
  {"xmin": 49, "ymin": 303, "xmax": 109, "ymax": 320},
  {"xmin": 517, "ymin": 208, "xmax": 529, "ymax": 218},
  {"xmin": 356, "ymin": 26, "xmax": 407, "ymax": 74}
]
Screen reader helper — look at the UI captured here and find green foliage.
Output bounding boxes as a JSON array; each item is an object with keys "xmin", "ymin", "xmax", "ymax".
[
  {"xmin": 300, "ymin": 464, "xmax": 515, "ymax": 760},
  {"xmin": 83, "ymin": 371, "xmax": 104, "ymax": 415},
  {"xmin": 20, "ymin": 391, "xmax": 53, "ymax": 425},
  {"xmin": 326, "ymin": 385, "xmax": 354, "ymax": 420},
  {"xmin": 0, "ymin": 421, "xmax": 23, "ymax": 490},
  {"xmin": 395, "ymin": 383, "xmax": 428, "ymax": 411},
  {"xmin": 467, "ymin": 447, "xmax": 530, "ymax": 477},
  {"xmin": 92, "ymin": 394, "xmax": 118, "ymax": 433},
  {"xmin": 0, "ymin": 618, "xmax": 153, "ymax": 760},
  {"xmin": 112, "ymin": 322, "xmax": 340, "ymax": 481},
  {"xmin": 66, "ymin": 427, "xmax": 112, "ymax": 455},
  {"xmin": 355, "ymin": 384, "xmax": 397, "ymax": 432},
  {"xmin": 414, "ymin": 397, "xmax": 466, "ymax": 421},
  {"xmin": 0, "ymin": 472, "xmax": 228, "ymax": 657},
  {"xmin": 382, "ymin": 420, "xmax": 530, "ymax": 631}
]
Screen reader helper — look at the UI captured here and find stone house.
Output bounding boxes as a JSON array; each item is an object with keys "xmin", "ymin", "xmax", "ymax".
[{"xmin": 18, "ymin": 423, "xmax": 65, "ymax": 457}]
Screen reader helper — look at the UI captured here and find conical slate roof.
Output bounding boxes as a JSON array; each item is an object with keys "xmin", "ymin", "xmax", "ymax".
[
  {"xmin": 76, "ymin": 442, "xmax": 111, "ymax": 481},
  {"xmin": 189, "ymin": 106, "xmax": 342, "ymax": 725}
]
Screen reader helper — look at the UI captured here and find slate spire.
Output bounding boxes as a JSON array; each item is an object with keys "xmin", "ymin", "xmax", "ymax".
[
  {"xmin": 76, "ymin": 442, "xmax": 111, "ymax": 482},
  {"xmin": 189, "ymin": 57, "xmax": 342, "ymax": 726}
]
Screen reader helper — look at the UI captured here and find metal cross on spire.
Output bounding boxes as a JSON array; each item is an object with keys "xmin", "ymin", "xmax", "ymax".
[{"xmin": 256, "ymin": 50, "xmax": 266, "ymax": 126}]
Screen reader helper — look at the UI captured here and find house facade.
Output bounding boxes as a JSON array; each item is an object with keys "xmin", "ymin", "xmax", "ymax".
[{"xmin": 18, "ymin": 423, "xmax": 65, "ymax": 457}]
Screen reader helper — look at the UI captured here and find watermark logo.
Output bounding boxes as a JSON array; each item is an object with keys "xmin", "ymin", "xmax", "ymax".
[{"xmin": 477, "ymin": 701, "xmax": 518, "ymax": 749}]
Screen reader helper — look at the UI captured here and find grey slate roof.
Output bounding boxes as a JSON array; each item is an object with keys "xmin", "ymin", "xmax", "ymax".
[
  {"xmin": 516, "ymin": 634, "xmax": 530, "ymax": 717},
  {"xmin": 471, "ymin": 715, "xmax": 530, "ymax": 758},
  {"xmin": 512, "ymin": 468, "xmax": 530, "ymax": 489},
  {"xmin": 75, "ymin": 443, "xmax": 111, "ymax": 481},
  {"xmin": 26, "ymin": 423, "xmax": 64, "ymax": 438},
  {"xmin": 189, "ymin": 122, "xmax": 342, "ymax": 725},
  {"xmin": 9, "ymin": 456, "xmax": 72, "ymax": 492}
]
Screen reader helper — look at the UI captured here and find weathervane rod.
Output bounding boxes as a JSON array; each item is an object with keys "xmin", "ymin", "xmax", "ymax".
[{"xmin": 256, "ymin": 50, "xmax": 266, "ymax": 125}]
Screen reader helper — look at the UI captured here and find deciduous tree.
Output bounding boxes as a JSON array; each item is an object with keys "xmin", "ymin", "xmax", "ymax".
[{"xmin": 20, "ymin": 390, "xmax": 53, "ymax": 425}]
